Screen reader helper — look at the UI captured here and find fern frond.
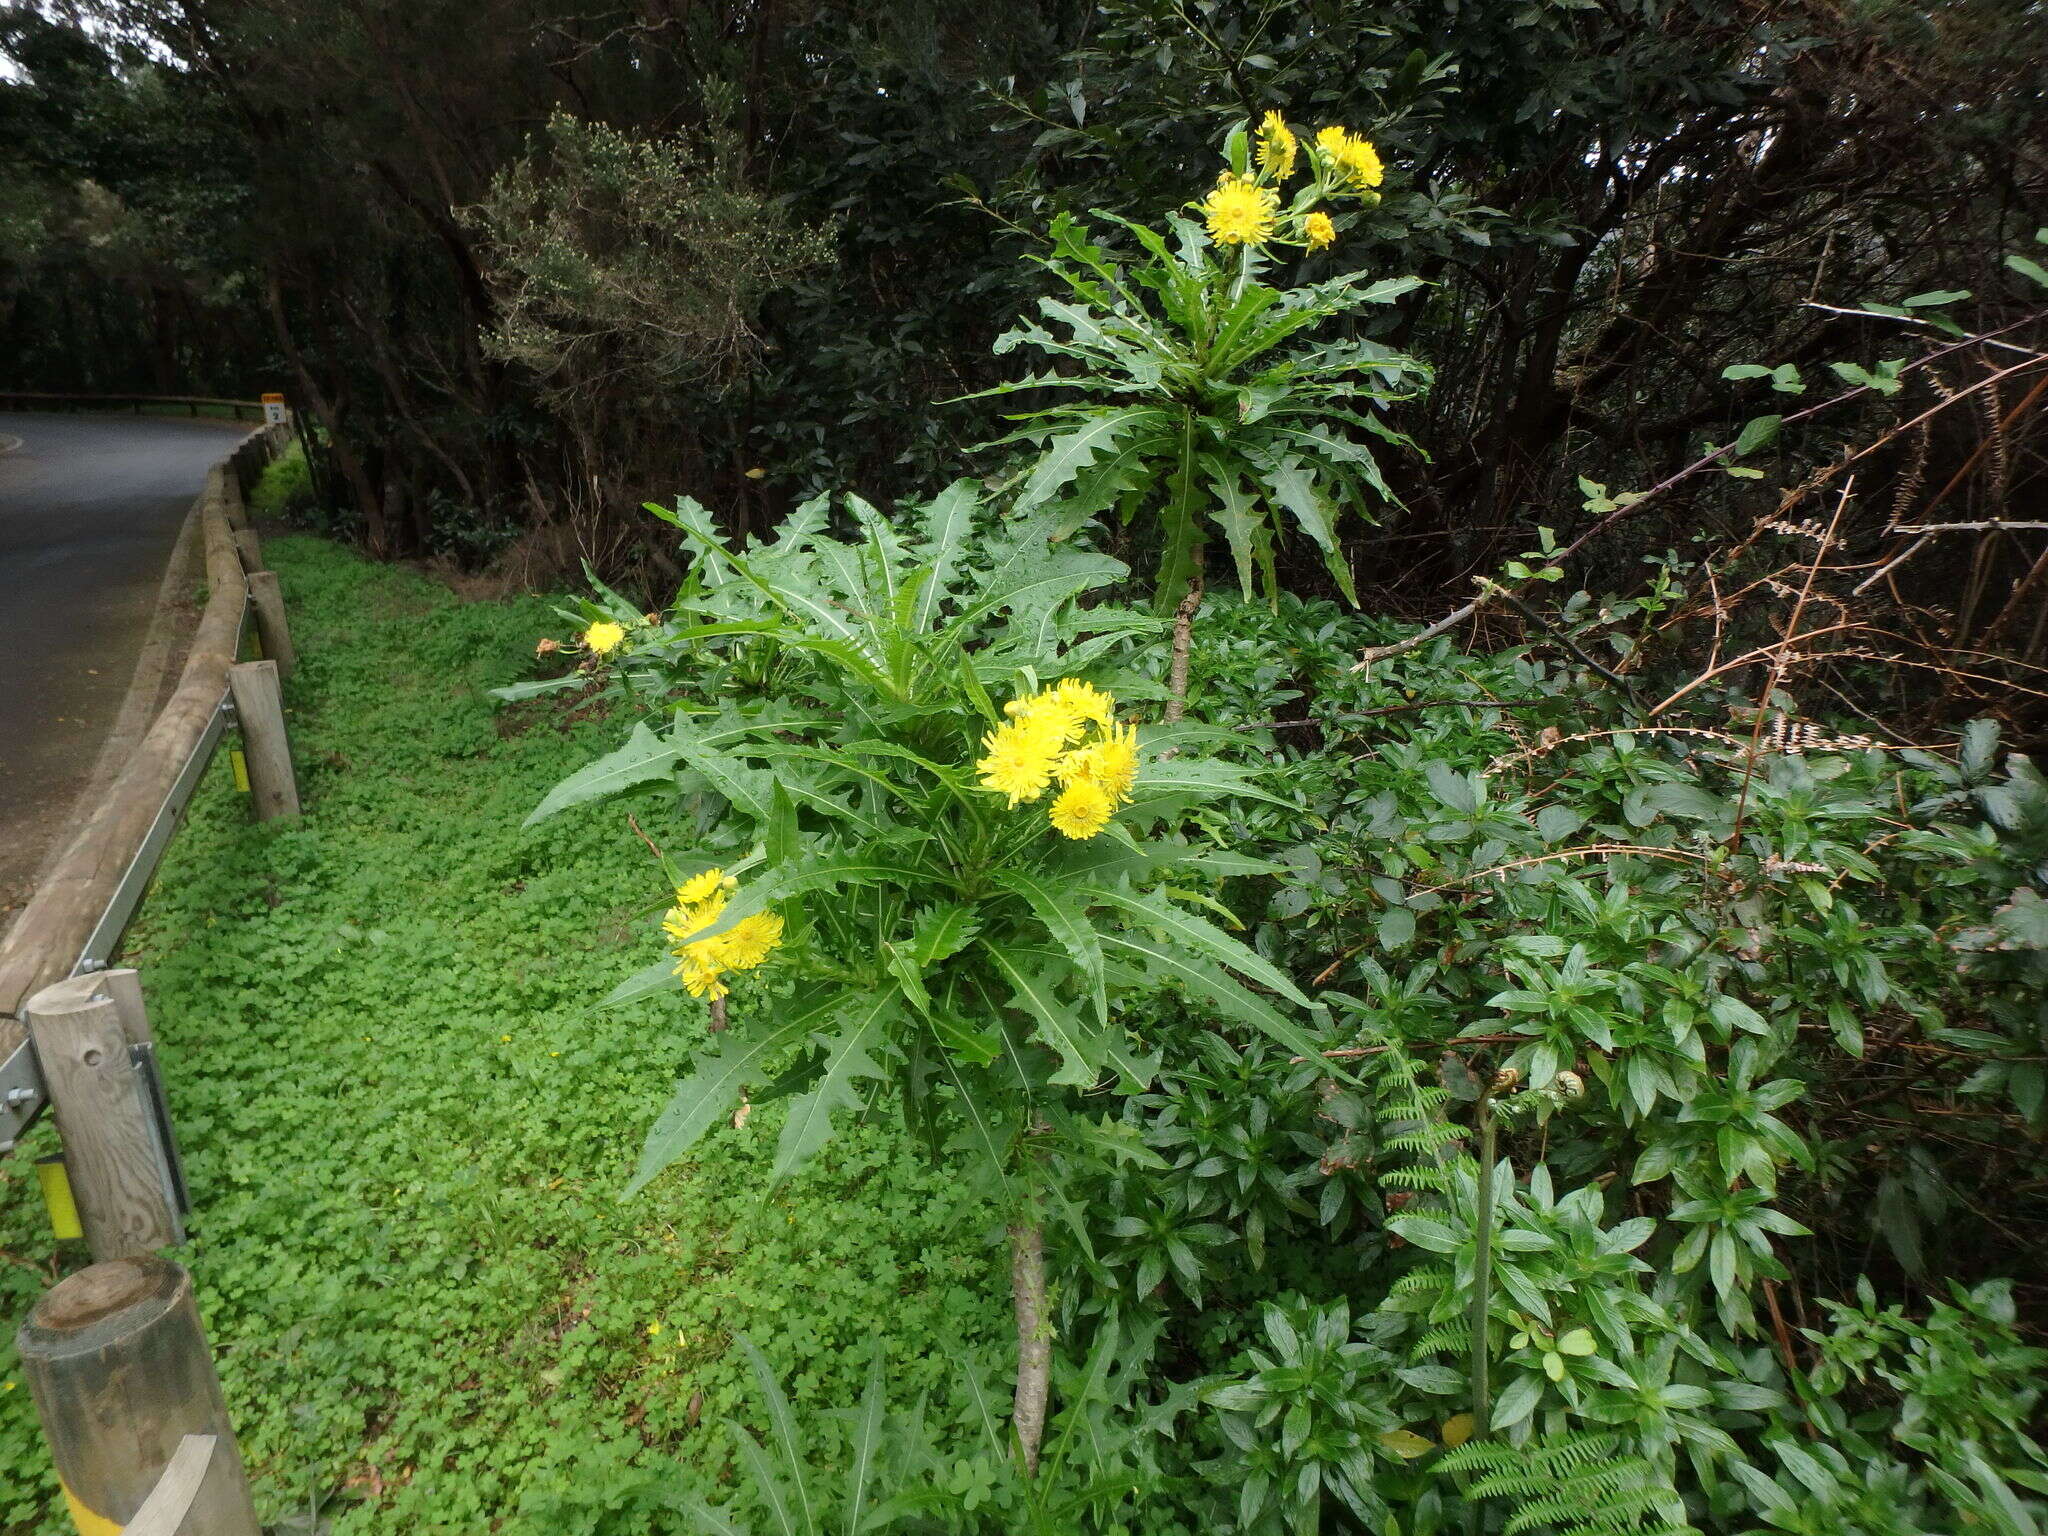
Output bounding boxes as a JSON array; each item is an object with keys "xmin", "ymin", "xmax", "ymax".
[{"xmin": 1441, "ymin": 1432, "xmax": 1694, "ymax": 1536}]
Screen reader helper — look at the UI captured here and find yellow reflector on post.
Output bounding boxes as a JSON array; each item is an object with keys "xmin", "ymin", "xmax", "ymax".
[
  {"xmin": 36, "ymin": 1158, "xmax": 83, "ymax": 1241},
  {"xmin": 231, "ymin": 750, "xmax": 250, "ymax": 793}
]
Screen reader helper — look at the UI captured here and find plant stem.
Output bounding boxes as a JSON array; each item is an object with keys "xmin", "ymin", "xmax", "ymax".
[
  {"xmin": 1470, "ymin": 1093, "xmax": 1497, "ymax": 1440},
  {"xmin": 1466, "ymin": 1090, "xmax": 1497, "ymax": 1536},
  {"xmin": 1164, "ymin": 558, "xmax": 1204, "ymax": 724},
  {"xmin": 1010, "ymin": 1213, "xmax": 1050, "ymax": 1477}
]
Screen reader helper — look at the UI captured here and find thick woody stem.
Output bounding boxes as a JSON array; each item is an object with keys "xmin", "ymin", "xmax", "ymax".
[{"xmin": 1010, "ymin": 1218, "xmax": 1050, "ymax": 1476}]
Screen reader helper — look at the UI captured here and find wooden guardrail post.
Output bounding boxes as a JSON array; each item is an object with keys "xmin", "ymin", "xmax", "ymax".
[
  {"xmin": 16, "ymin": 1258, "xmax": 260, "ymax": 1536},
  {"xmin": 233, "ymin": 529, "xmax": 264, "ymax": 573},
  {"xmin": 23, "ymin": 977, "xmax": 181, "ymax": 1260},
  {"xmin": 227, "ymin": 661, "xmax": 299, "ymax": 821},
  {"xmin": 246, "ymin": 571, "xmax": 296, "ymax": 679}
]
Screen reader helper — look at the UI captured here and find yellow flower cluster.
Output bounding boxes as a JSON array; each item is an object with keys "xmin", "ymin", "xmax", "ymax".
[
  {"xmin": 663, "ymin": 868, "xmax": 784, "ymax": 999},
  {"xmin": 582, "ymin": 619, "xmax": 627, "ymax": 655},
  {"xmin": 1196, "ymin": 111, "xmax": 1385, "ymax": 254},
  {"xmin": 974, "ymin": 680, "xmax": 1140, "ymax": 841}
]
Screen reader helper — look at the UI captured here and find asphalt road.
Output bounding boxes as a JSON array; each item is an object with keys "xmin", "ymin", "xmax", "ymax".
[{"xmin": 0, "ymin": 411, "xmax": 250, "ymax": 921}]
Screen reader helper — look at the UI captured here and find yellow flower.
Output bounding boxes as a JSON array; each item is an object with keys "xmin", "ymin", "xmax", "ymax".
[
  {"xmin": 582, "ymin": 619, "xmax": 627, "ymax": 655},
  {"xmin": 1200, "ymin": 172, "xmax": 1279, "ymax": 247},
  {"xmin": 1004, "ymin": 690, "xmax": 1088, "ymax": 747},
  {"xmin": 1314, "ymin": 127, "xmax": 1384, "ymax": 191},
  {"xmin": 1255, "ymin": 111, "xmax": 1298, "ymax": 180},
  {"xmin": 977, "ymin": 717, "xmax": 1064, "ymax": 806},
  {"xmin": 1069, "ymin": 720, "xmax": 1140, "ymax": 805},
  {"xmin": 675, "ymin": 949, "xmax": 728, "ymax": 999},
  {"xmin": 1303, "ymin": 211, "xmax": 1336, "ymax": 250},
  {"xmin": 1049, "ymin": 778, "xmax": 1114, "ymax": 840},
  {"xmin": 1045, "ymin": 678, "xmax": 1115, "ymax": 730},
  {"xmin": 675, "ymin": 868, "xmax": 726, "ymax": 906},
  {"xmin": 718, "ymin": 911, "xmax": 785, "ymax": 970}
]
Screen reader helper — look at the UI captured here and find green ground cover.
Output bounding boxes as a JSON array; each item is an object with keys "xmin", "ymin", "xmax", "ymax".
[{"xmin": 0, "ymin": 536, "xmax": 1002, "ymax": 1535}]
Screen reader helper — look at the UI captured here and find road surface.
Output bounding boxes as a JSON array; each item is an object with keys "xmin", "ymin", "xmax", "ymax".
[{"xmin": 0, "ymin": 411, "xmax": 250, "ymax": 925}]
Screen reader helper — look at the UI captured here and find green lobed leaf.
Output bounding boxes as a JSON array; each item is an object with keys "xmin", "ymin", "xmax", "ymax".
[{"xmin": 525, "ymin": 720, "xmax": 678, "ymax": 826}]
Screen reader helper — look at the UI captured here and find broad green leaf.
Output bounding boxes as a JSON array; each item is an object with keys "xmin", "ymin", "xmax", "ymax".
[
  {"xmin": 984, "ymin": 945, "xmax": 1107, "ymax": 1087},
  {"xmin": 2007, "ymin": 252, "xmax": 2048, "ymax": 289},
  {"xmin": 997, "ymin": 869, "xmax": 1108, "ymax": 1025},
  {"xmin": 627, "ymin": 997, "xmax": 833, "ymax": 1195},
  {"xmin": 774, "ymin": 991, "xmax": 895, "ymax": 1179},
  {"xmin": 1389, "ymin": 1215, "xmax": 1462, "ymax": 1252},
  {"xmin": 1734, "ymin": 413, "xmax": 1782, "ymax": 455},
  {"xmin": 1100, "ymin": 929, "xmax": 1330, "ymax": 1068},
  {"xmin": 600, "ymin": 955, "xmax": 681, "ymax": 1008},
  {"xmin": 525, "ymin": 720, "xmax": 678, "ymax": 825},
  {"xmin": 1490, "ymin": 1372, "xmax": 1544, "ymax": 1430},
  {"xmin": 1087, "ymin": 885, "xmax": 1312, "ymax": 1006}
]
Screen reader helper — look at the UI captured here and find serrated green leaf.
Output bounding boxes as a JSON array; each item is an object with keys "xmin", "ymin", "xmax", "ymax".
[
  {"xmin": 627, "ymin": 996, "xmax": 835, "ymax": 1196},
  {"xmin": 1100, "ymin": 929, "xmax": 1330, "ymax": 1069},
  {"xmin": 1087, "ymin": 884, "xmax": 1311, "ymax": 1006},
  {"xmin": 773, "ymin": 991, "xmax": 895, "ymax": 1180},
  {"xmin": 600, "ymin": 956, "xmax": 682, "ymax": 1008},
  {"xmin": 525, "ymin": 720, "xmax": 678, "ymax": 825},
  {"xmin": 984, "ymin": 945, "xmax": 1106, "ymax": 1087},
  {"xmin": 911, "ymin": 904, "xmax": 981, "ymax": 966},
  {"xmin": 997, "ymin": 868, "xmax": 1107, "ymax": 1025}
]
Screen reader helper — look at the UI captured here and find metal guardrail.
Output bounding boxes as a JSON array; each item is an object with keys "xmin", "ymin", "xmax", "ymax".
[
  {"xmin": 0, "ymin": 673, "xmax": 244, "ymax": 1158},
  {"xmin": 0, "ymin": 425, "xmax": 289, "ymax": 1153},
  {"xmin": 0, "ymin": 391, "xmax": 268, "ymax": 421}
]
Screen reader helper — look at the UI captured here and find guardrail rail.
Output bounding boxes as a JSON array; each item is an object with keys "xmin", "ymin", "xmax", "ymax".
[{"xmin": 1, "ymin": 410, "xmax": 300, "ymax": 1533}]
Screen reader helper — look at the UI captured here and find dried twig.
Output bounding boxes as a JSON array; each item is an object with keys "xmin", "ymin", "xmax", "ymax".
[{"xmin": 1355, "ymin": 318, "xmax": 2046, "ymax": 668}]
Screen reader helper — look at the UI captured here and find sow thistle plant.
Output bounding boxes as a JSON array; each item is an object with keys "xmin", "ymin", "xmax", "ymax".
[
  {"xmin": 526, "ymin": 485, "xmax": 1325, "ymax": 1471},
  {"xmin": 974, "ymin": 111, "xmax": 1429, "ymax": 611}
]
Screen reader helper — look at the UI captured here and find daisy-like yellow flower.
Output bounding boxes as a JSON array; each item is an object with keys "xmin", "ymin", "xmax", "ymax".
[
  {"xmin": 1049, "ymin": 778, "xmax": 1114, "ymax": 840},
  {"xmin": 582, "ymin": 619, "xmax": 627, "ymax": 655},
  {"xmin": 717, "ymin": 911, "xmax": 785, "ymax": 970},
  {"xmin": 1303, "ymin": 211, "xmax": 1336, "ymax": 251},
  {"xmin": 1045, "ymin": 677, "xmax": 1114, "ymax": 730},
  {"xmin": 1067, "ymin": 720, "xmax": 1140, "ymax": 805},
  {"xmin": 1255, "ymin": 111, "xmax": 1298, "ymax": 180},
  {"xmin": 1004, "ymin": 692, "xmax": 1088, "ymax": 747},
  {"xmin": 675, "ymin": 868, "xmax": 727, "ymax": 906},
  {"xmin": 1200, "ymin": 172, "xmax": 1279, "ymax": 247},
  {"xmin": 977, "ymin": 717, "xmax": 1065, "ymax": 806},
  {"xmin": 1315, "ymin": 127, "xmax": 1384, "ymax": 191}
]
